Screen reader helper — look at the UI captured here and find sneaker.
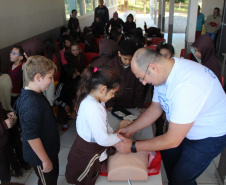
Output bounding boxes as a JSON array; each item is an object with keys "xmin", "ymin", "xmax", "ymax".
[
  {"xmin": 62, "ymin": 124, "xmax": 68, "ymax": 132},
  {"xmin": 12, "ymin": 169, "xmax": 23, "ymax": 179}
]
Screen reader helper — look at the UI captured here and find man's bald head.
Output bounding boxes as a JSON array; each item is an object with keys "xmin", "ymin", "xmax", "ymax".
[{"xmin": 132, "ymin": 48, "xmax": 164, "ymax": 71}]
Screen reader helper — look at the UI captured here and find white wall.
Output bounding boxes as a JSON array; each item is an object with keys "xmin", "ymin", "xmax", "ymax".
[
  {"xmin": 0, "ymin": 0, "xmax": 66, "ymax": 49},
  {"xmin": 202, "ymin": 0, "xmax": 224, "ymax": 18}
]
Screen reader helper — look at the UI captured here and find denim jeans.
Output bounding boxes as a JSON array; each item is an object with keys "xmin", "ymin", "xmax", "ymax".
[
  {"xmin": 161, "ymin": 134, "xmax": 226, "ymax": 185},
  {"xmin": 206, "ymin": 32, "xmax": 217, "ymax": 40}
]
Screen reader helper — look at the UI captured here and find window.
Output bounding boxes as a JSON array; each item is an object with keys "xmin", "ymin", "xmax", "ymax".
[
  {"xmin": 64, "ymin": 0, "xmax": 81, "ymax": 20},
  {"xmin": 85, "ymin": 0, "xmax": 93, "ymax": 13},
  {"xmin": 109, "ymin": 0, "xmax": 113, "ymax": 6},
  {"xmin": 64, "ymin": 0, "xmax": 70, "ymax": 20}
]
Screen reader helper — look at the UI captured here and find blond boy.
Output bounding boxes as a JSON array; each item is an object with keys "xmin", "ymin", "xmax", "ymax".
[{"xmin": 14, "ymin": 56, "xmax": 60, "ymax": 185}]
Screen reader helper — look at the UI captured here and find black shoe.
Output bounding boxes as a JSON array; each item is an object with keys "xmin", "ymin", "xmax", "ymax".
[{"xmin": 12, "ymin": 169, "xmax": 23, "ymax": 179}]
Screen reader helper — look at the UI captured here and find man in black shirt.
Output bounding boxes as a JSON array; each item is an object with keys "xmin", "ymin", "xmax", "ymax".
[{"xmin": 94, "ymin": 0, "xmax": 109, "ymax": 27}]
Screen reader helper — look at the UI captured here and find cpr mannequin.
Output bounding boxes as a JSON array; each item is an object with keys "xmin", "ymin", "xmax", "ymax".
[{"xmin": 107, "ymin": 120, "xmax": 149, "ymax": 181}]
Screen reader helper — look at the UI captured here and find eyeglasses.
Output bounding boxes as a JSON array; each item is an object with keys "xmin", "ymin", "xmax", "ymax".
[
  {"xmin": 139, "ymin": 64, "xmax": 149, "ymax": 83},
  {"xmin": 10, "ymin": 51, "xmax": 22, "ymax": 56}
]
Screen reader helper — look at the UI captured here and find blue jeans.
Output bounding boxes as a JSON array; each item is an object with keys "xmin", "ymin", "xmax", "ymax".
[
  {"xmin": 206, "ymin": 32, "xmax": 217, "ymax": 40},
  {"xmin": 161, "ymin": 134, "xmax": 226, "ymax": 185}
]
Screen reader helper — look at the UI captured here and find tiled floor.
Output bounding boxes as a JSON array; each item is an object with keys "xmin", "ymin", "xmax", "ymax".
[{"xmin": 10, "ymin": 118, "xmax": 221, "ymax": 185}]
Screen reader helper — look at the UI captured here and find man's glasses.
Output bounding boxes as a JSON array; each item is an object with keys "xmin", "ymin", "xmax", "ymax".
[
  {"xmin": 10, "ymin": 51, "xmax": 22, "ymax": 56},
  {"xmin": 139, "ymin": 64, "xmax": 149, "ymax": 83}
]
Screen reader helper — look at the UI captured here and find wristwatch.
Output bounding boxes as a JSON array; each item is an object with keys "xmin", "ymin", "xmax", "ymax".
[{"xmin": 131, "ymin": 141, "xmax": 137, "ymax": 153}]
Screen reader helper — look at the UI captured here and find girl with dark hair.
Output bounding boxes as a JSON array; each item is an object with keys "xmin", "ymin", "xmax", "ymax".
[
  {"xmin": 43, "ymin": 38, "xmax": 67, "ymax": 81},
  {"xmin": 62, "ymin": 36, "xmax": 72, "ymax": 58},
  {"xmin": 67, "ymin": 42, "xmax": 86, "ymax": 74},
  {"xmin": 54, "ymin": 64, "xmax": 81, "ymax": 131},
  {"xmin": 66, "ymin": 65, "xmax": 121, "ymax": 185},
  {"xmin": 156, "ymin": 41, "xmax": 175, "ymax": 59},
  {"xmin": 123, "ymin": 14, "xmax": 136, "ymax": 34}
]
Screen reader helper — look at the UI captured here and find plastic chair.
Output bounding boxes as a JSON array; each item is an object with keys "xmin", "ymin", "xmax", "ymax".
[
  {"xmin": 146, "ymin": 45, "xmax": 157, "ymax": 51},
  {"xmin": 85, "ymin": 52, "xmax": 99, "ymax": 66},
  {"xmin": 180, "ymin": 49, "xmax": 185, "ymax": 58},
  {"xmin": 79, "ymin": 42, "xmax": 85, "ymax": 52},
  {"xmin": 180, "ymin": 49, "xmax": 193, "ymax": 60},
  {"xmin": 151, "ymin": 38, "xmax": 166, "ymax": 45},
  {"xmin": 188, "ymin": 53, "xmax": 193, "ymax": 60}
]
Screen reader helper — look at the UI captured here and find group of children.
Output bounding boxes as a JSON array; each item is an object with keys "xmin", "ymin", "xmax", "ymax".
[
  {"xmin": 1, "ymin": 6, "xmax": 224, "ymax": 185},
  {"xmin": 0, "ymin": 30, "xmax": 177, "ymax": 185}
]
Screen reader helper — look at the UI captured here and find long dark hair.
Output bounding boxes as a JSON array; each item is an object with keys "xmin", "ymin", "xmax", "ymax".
[
  {"xmin": 74, "ymin": 65, "xmax": 121, "ymax": 114},
  {"xmin": 43, "ymin": 38, "xmax": 62, "ymax": 71}
]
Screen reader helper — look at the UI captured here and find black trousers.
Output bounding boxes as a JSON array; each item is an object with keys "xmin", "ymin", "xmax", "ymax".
[
  {"xmin": 31, "ymin": 156, "xmax": 59, "ymax": 185},
  {"xmin": 0, "ymin": 146, "xmax": 11, "ymax": 182}
]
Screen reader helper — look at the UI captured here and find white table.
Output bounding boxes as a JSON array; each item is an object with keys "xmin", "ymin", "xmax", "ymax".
[{"xmin": 96, "ymin": 108, "xmax": 163, "ymax": 185}]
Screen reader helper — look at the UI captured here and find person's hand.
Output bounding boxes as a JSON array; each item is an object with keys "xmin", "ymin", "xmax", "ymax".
[
  {"xmin": 42, "ymin": 159, "xmax": 53, "ymax": 173},
  {"xmin": 139, "ymin": 108, "xmax": 143, "ymax": 113},
  {"xmin": 7, "ymin": 112, "xmax": 17, "ymax": 121},
  {"xmin": 119, "ymin": 119, "xmax": 132, "ymax": 129},
  {"xmin": 4, "ymin": 118, "xmax": 15, "ymax": 129},
  {"xmin": 114, "ymin": 126, "xmax": 132, "ymax": 138},
  {"xmin": 114, "ymin": 134, "xmax": 133, "ymax": 154},
  {"xmin": 64, "ymin": 105, "xmax": 70, "ymax": 113},
  {"xmin": 107, "ymin": 107, "xmax": 113, "ymax": 111}
]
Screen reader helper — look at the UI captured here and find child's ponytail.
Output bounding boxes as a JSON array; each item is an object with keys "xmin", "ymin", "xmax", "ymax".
[
  {"xmin": 74, "ymin": 65, "xmax": 121, "ymax": 115},
  {"xmin": 74, "ymin": 66, "xmax": 94, "ymax": 114}
]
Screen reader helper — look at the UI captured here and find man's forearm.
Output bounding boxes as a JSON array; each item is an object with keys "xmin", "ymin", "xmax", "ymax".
[{"xmin": 128, "ymin": 102, "xmax": 163, "ymax": 134}]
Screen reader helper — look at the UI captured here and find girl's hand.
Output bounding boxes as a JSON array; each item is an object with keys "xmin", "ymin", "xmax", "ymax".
[{"xmin": 114, "ymin": 127, "xmax": 132, "ymax": 138}]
